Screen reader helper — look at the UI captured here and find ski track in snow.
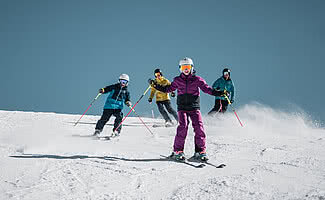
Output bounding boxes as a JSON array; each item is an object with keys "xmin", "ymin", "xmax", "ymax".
[{"xmin": 0, "ymin": 105, "xmax": 325, "ymax": 200}]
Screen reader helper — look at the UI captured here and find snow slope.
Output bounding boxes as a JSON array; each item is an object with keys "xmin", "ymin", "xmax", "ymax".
[{"xmin": 0, "ymin": 104, "xmax": 324, "ymax": 200}]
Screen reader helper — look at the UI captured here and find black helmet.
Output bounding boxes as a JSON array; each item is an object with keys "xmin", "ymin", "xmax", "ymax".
[
  {"xmin": 222, "ymin": 68, "xmax": 231, "ymax": 76},
  {"xmin": 154, "ymin": 68, "xmax": 163, "ymax": 76}
]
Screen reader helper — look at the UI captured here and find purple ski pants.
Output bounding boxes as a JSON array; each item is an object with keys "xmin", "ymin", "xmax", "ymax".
[{"xmin": 173, "ymin": 110, "xmax": 206, "ymax": 153}]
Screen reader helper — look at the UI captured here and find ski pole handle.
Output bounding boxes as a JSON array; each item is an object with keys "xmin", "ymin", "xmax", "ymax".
[{"xmin": 94, "ymin": 92, "xmax": 102, "ymax": 100}]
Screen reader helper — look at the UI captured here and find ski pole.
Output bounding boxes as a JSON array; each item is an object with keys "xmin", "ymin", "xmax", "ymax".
[
  {"xmin": 128, "ymin": 106, "xmax": 154, "ymax": 135},
  {"xmin": 74, "ymin": 93, "xmax": 102, "ymax": 126},
  {"xmin": 114, "ymin": 85, "xmax": 151, "ymax": 132},
  {"xmin": 151, "ymin": 109, "xmax": 155, "ymax": 119},
  {"xmin": 150, "ymin": 101, "xmax": 155, "ymax": 119},
  {"xmin": 224, "ymin": 95, "xmax": 244, "ymax": 127}
]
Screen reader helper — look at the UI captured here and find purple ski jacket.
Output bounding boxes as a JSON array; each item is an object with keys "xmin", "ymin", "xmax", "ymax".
[{"xmin": 155, "ymin": 73, "xmax": 220, "ymax": 111}]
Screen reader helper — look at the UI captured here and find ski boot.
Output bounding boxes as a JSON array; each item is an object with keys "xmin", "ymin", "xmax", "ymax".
[
  {"xmin": 165, "ymin": 121, "xmax": 174, "ymax": 127},
  {"xmin": 110, "ymin": 130, "xmax": 120, "ymax": 138},
  {"xmin": 170, "ymin": 151, "xmax": 185, "ymax": 161},
  {"xmin": 194, "ymin": 151, "xmax": 209, "ymax": 162},
  {"xmin": 93, "ymin": 129, "xmax": 101, "ymax": 136}
]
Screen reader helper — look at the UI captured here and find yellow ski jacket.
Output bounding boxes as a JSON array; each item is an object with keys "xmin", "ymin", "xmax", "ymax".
[{"xmin": 149, "ymin": 77, "xmax": 171, "ymax": 102}]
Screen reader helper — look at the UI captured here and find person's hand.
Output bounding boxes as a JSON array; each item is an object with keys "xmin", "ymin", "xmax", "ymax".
[
  {"xmin": 171, "ymin": 92, "xmax": 176, "ymax": 97},
  {"xmin": 148, "ymin": 78, "xmax": 158, "ymax": 87},
  {"xmin": 148, "ymin": 79, "xmax": 155, "ymax": 85},
  {"xmin": 148, "ymin": 98, "xmax": 152, "ymax": 103},
  {"xmin": 126, "ymin": 101, "xmax": 132, "ymax": 107},
  {"xmin": 222, "ymin": 90, "xmax": 229, "ymax": 97},
  {"xmin": 212, "ymin": 88, "xmax": 225, "ymax": 97},
  {"xmin": 230, "ymin": 99, "xmax": 234, "ymax": 104},
  {"xmin": 99, "ymin": 88, "xmax": 105, "ymax": 93}
]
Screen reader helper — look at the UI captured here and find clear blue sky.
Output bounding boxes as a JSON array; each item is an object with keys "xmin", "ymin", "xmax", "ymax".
[{"xmin": 1, "ymin": 0, "xmax": 324, "ymax": 123}]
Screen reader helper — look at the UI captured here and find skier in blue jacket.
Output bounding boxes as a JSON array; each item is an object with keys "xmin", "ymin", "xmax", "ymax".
[
  {"xmin": 93, "ymin": 74, "xmax": 132, "ymax": 136},
  {"xmin": 208, "ymin": 68, "xmax": 235, "ymax": 115}
]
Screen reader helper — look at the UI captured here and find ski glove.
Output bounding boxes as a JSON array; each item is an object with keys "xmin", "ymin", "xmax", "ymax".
[
  {"xmin": 126, "ymin": 101, "xmax": 132, "ymax": 107},
  {"xmin": 99, "ymin": 88, "xmax": 105, "ymax": 93},
  {"xmin": 148, "ymin": 78, "xmax": 168, "ymax": 93},
  {"xmin": 217, "ymin": 90, "xmax": 229, "ymax": 97},
  {"xmin": 222, "ymin": 90, "xmax": 230, "ymax": 97},
  {"xmin": 212, "ymin": 88, "xmax": 224, "ymax": 97},
  {"xmin": 230, "ymin": 99, "xmax": 234, "ymax": 104},
  {"xmin": 170, "ymin": 92, "xmax": 176, "ymax": 97},
  {"xmin": 148, "ymin": 98, "xmax": 153, "ymax": 103},
  {"xmin": 148, "ymin": 78, "xmax": 157, "ymax": 86}
]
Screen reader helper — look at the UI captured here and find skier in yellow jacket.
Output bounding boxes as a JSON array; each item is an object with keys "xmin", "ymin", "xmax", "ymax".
[{"xmin": 149, "ymin": 69, "xmax": 178, "ymax": 127}]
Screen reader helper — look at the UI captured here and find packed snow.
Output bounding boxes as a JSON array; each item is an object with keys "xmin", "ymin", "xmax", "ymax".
[{"xmin": 0, "ymin": 103, "xmax": 324, "ymax": 200}]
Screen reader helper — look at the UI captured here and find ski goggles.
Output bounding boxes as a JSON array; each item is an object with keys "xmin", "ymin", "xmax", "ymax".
[
  {"xmin": 155, "ymin": 72, "xmax": 161, "ymax": 77},
  {"xmin": 180, "ymin": 64, "xmax": 192, "ymax": 71},
  {"xmin": 223, "ymin": 72, "xmax": 229, "ymax": 76},
  {"xmin": 119, "ymin": 79, "xmax": 128, "ymax": 85}
]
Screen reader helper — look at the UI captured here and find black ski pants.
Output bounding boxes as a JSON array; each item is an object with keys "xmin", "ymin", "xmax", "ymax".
[
  {"xmin": 156, "ymin": 100, "xmax": 178, "ymax": 123},
  {"xmin": 95, "ymin": 109, "xmax": 123, "ymax": 133},
  {"xmin": 208, "ymin": 99, "xmax": 229, "ymax": 116}
]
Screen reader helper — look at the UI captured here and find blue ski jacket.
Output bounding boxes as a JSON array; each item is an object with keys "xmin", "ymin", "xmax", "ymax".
[
  {"xmin": 102, "ymin": 83, "xmax": 130, "ymax": 110},
  {"xmin": 212, "ymin": 76, "xmax": 235, "ymax": 102}
]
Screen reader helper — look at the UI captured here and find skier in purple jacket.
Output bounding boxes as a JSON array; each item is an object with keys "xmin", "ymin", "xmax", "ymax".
[{"xmin": 149, "ymin": 57, "xmax": 225, "ymax": 161}]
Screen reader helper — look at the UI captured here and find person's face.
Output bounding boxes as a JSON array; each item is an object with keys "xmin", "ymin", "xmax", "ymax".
[
  {"xmin": 155, "ymin": 72, "xmax": 162, "ymax": 80},
  {"xmin": 119, "ymin": 79, "xmax": 128, "ymax": 87},
  {"xmin": 223, "ymin": 72, "xmax": 229, "ymax": 79}
]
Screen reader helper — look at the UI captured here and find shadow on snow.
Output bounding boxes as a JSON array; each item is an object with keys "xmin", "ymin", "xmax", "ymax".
[{"xmin": 10, "ymin": 154, "xmax": 169, "ymax": 163}]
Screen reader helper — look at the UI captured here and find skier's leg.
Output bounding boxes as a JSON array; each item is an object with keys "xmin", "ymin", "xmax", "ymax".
[
  {"xmin": 157, "ymin": 101, "xmax": 172, "ymax": 122},
  {"xmin": 164, "ymin": 100, "xmax": 178, "ymax": 122},
  {"xmin": 221, "ymin": 100, "xmax": 229, "ymax": 113},
  {"xmin": 188, "ymin": 110, "xmax": 206, "ymax": 153},
  {"xmin": 208, "ymin": 99, "xmax": 220, "ymax": 116},
  {"xmin": 174, "ymin": 111, "xmax": 189, "ymax": 152},
  {"xmin": 95, "ymin": 109, "xmax": 113, "ymax": 131},
  {"xmin": 112, "ymin": 109, "xmax": 123, "ymax": 133}
]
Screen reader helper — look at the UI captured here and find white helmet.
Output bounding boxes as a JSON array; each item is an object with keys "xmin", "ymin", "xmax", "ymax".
[
  {"xmin": 179, "ymin": 57, "xmax": 194, "ymax": 73},
  {"xmin": 119, "ymin": 73, "xmax": 129, "ymax": 83},
  {"xmin": 179, "ymin": 57, "xmax": 193, "ymax": 66}
]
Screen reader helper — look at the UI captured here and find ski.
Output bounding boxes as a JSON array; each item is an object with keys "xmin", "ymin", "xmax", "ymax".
[
  {"xmin": 72, "ymin": 134, "xmax": 119, "ymax": 141},
  {"xmin": 152, "ymin": 124, "xmax": 165, "ymax": 128},
  {"xmin": 97, "ymin": 136, "xmax": 112, "ymax": 140},
  {"xmin": 152, "ymin": 124, "xmax": 162, "ymax": 128},
  {"xmin": 160, "ymin": 155, "xmax": 206, "ymax": 168},
  {"xmin": 96, "ymin": 133, "xmax": 120, "ymax": 140},
  {"xmin": 203, "ymin": 161, "xmax": 226, "ymax": 168},
  {"xmin": 187, "ymin": 156, "xmax": 226, "ymax": 168},
  {"xmin": 152, "ymin": 124, "xmax": 176, "ymax": 128},
  {"xmin": 72, "ymin": 134, "xmax": 97, "ymax": 138}
]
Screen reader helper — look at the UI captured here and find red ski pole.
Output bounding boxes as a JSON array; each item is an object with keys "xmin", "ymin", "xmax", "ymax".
[
  {"xmin": 74, "ymin": 93, "xmax": 102, "ymax": 126},
  {"xmin": 224, "ymin": 95, "xmax": 244, "ymax": 127},
  {"xmin": 128, "ymin": 106, "xmax": 154, "ymax": 135},
  {"xmin": 114, "ymin": 85, "xmax": 151, "ymax": 132}
]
